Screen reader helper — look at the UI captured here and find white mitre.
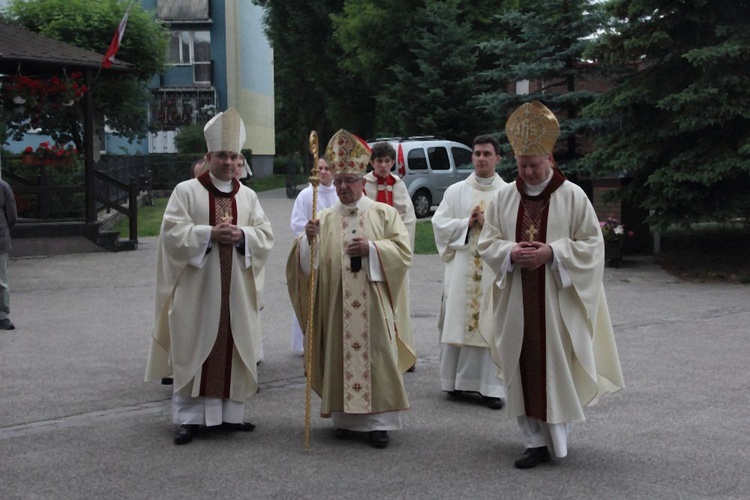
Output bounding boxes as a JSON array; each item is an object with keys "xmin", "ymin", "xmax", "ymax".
[{"xmin": 204, "ymin": 107, "xmax": 246, "ymax": 153}]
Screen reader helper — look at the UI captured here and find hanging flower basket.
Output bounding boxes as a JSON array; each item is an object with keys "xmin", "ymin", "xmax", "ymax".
[
  {"xmin": 2, "ymin": 72, "xmax": 88, "ymax": 114},
  {"xmin": 23, "ymin": 142, "xmax": 80, "ymax": 168}
]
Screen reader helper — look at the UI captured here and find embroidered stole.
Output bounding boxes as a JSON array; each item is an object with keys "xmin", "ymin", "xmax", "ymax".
[
  {"xmin": 340, "ymin": 205, "xmax": 372, "ymax": 413},
  {"xmin": 464, "ymin": 199, "xmax": 485, "ymax": 343},
  {"xmin": 198, "ymin": 172, "xmax": 240, "ymax": 399},
  {"xmin": 514, "ymin": 170, "xmax": 565, "ymax": 421},
  {"xmin": 463, "ymin": 174, "xmax": 504, "ymax": 345}
]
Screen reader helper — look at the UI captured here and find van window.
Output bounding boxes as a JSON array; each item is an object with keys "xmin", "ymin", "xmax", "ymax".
[
  {"xmin": 453, "ymin": 147, "xmax": 473, "ymax": 171},
  {"xmin": 407, "ymin": 148, "xmax": 428, "ymax": 170},
  {"xmin": 427, "ymin": 147, "xmax": 450, "ymax": 170}
]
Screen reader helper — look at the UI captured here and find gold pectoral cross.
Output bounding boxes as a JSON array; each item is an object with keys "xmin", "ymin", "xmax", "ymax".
[
  {"xmin": 525, "ymin": 224, "xmax": 538, "ymax": 243},
  {"xmin": 220, "ymin": 210, "xmax": 232, "ymax": 224}
]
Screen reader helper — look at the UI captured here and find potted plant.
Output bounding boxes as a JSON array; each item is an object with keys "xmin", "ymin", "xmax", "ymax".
[{"xmin": 600, "ymin": 217, "xmax": 634, "ymax": 266}]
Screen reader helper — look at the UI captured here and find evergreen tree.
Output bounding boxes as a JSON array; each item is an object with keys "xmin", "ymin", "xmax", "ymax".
[
  {"xmin": 253, "ymin": 0, "xmax": 339, "ymax": 156},
  {"xmin": 378, "ymin": 0, "xmax": 491, "ymax": 144},
  {"xmin": 584, "ymin": 0, "xmax": 750, "ymax": 228},
  {"xmin": 254, "ymin": 0, "xmax": 374, "ymax": 156},
  {"xmin": 331, "ymin": 0, "xmax": 423, "ymax": 137},
  {"xmin": 477, "ymin": 0, "xmax": 606, "ymax": 176},
  {"xmin": 333, "ymin": 0, "xmax": 513, "ymax": 138}
]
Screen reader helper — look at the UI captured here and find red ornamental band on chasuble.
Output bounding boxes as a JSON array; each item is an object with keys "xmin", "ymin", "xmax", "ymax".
[
  {"xmin": 514, "ymin": 169, "xmax": 566, "ymax": 422},
  {"xmin": 197, "ymin": 171, "xmax": 241, "ymax": 399}
]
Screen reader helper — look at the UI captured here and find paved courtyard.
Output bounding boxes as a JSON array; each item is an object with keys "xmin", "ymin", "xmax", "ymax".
[{"xmin": 1, "ymin": 188, "xmax": 748, "ymax": 499}]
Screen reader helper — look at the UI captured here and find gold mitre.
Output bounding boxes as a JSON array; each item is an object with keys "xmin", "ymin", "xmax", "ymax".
[
  {"xmin": 505, "ymin": 101, "xmax": 560, "ymax": 156},
  {"xmin": 325, "ymin": 129, "xmax": 371, "ymax": 175},
  {"xmin": 204, "ymin": 107, "xmax": 246, "ymax": 153}
]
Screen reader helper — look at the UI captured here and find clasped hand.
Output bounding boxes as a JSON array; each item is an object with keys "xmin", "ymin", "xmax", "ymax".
[
  {"xmin": 511, "ymin": 242, "xmax": 553, "ymax": 270},
  {"xmin": 469, "ymin": 206, "xmax": 485, "ymax": 229},
  {"xmin": 304, "ymin": 220, "xmax": 368, "ymax": 256},
  {"xmin": 345, "ymin": 237, "xmax": 369, "ymax": 257},
  {"xmin": 211, "ymin": 222, "xmax": 244, "ymax": 245}
]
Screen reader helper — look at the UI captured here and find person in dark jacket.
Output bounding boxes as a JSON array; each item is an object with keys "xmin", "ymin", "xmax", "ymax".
[{"xmin": 0, "ymin": 179, "xmax": 17, "ymax": 330}]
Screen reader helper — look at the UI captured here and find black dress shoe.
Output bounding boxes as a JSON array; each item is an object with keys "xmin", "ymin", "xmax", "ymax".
[
  {"xmin": 482, "ymin": 396, "xmax": 505, "ymax": 410},
  {"xmin": 161, "ymin": 377, "xmax": 173, "ymax": 385},
  {"xmin": 514, "ymin": 446, "xmax": 551, "ymax": 469},
  {"xmin": 174, "ymin": 424, "xmax": 199, "ymax": 445},
  {"xmin": 334, "ymin": 428, "xmax": 352, "ymax": 440},
  {"xmin": 406, "ymin": 365, "xmax": 416, "ymax": 373},
  {"xmin": 446, "ymin": 390, "xmax": 465, "ymax": 400},
  {"xmin": 0, "ymin": 318, "xmax": 15, "ymax": 330},
  {"xmin": 222, "ymin": 422, "xmax": 256, "ymax": 432},
  {"xmin": 368, "ymin": 430, "xmax": 389, "ymax": 449}
]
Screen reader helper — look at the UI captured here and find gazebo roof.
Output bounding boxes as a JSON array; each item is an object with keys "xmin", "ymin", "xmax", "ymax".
[{"xmin": 0, "ymin": 21, "xmax": 132, "ymax": 74}]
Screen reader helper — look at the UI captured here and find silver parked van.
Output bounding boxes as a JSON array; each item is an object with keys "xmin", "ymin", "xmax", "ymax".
[{"xmin": 367, "ymin": 136, "xmax": 474, "ymax": 218}]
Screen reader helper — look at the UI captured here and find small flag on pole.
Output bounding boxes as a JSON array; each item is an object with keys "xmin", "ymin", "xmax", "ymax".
[{"xmin": 101, "ymin": 2, "xmax": 133, "ymax": 69}]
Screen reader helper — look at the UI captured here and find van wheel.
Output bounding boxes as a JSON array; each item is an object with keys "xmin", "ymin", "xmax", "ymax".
[{"xmin": 412, "ymin": 190, "xmax": 432, "ymax": 218}]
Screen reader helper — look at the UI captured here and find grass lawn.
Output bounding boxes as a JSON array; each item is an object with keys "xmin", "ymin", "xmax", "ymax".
[
  {"xmin": 114, "ymin": 174, "xmax": 288, "ymax": 238},
  {"xmin": 246, "ymin": 174, "xmax": 288, "ymax": 192},
  {"xmin": 414, "ymin": 218, "xmax": 750, "ymax": 284},
  {"xmin": 414, "ymin": 220, "xmax": 438, "ymax": 254},
  {"xmin": 114, "ymin": 197, "xmax": 168, "ymax": 238},
  {"xmin": 116, "ymin": 191, "xmax": 749, "ymax": 285}
]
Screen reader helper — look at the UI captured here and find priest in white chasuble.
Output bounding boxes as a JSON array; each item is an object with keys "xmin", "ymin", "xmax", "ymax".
[
  {"xmin": 432, "ymin": 135, "xmax": 507, "ymax": 410},
  {"xmin": 286, "ymin": 129, "xmax": 414, "ymax": 449},
  {"xmin": 146, "ymin": 108, "xmax": 275, "ymax": 446},
  {"xmin": 477, "ymin": 101, "xmax": 624, "ymax": 469}
]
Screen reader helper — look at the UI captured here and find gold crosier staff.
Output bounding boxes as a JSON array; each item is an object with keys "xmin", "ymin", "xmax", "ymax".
[{"xmin": 304, "ymin": 131, "xmax": 321, "ymax": 452}]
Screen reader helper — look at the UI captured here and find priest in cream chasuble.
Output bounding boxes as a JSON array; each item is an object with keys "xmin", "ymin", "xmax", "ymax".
[
  {"xmin": 146, "ymin": 108, "xmax": 274, "ymax": 444},
  {"xmin": 287, "ymin": 130, "xmax": 413, "ymax": 447},
  {"xmin": 432, "ymin": 135, "xmax": 507, "ymax": 408},
  {"xmin": 478, "ymin": 102, "xmax": 624, "ymax": 468},
  {"xmin": 363, "ymin": 141, "xmax": 417, "ymax": 370}
]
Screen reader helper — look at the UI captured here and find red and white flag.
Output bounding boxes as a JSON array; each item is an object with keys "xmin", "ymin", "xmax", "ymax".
[{"xmin": 101, "ymin": 3, "xmax": 132, "ymax": 69}]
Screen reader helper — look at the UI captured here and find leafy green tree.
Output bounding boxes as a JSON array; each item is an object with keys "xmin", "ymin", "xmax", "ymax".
[
  {"xmin": 174, "ymin": 123, "xmax": 206, "ymax": 154},
  {"xmin": 5, "ymin": 0, "xmax": 167, "ymax": 149},
  {"xmin": 584, "ymin": 0, "xmax": 750, "ymax": 228},
  {"xmin": 477, "ymin": 0, "xmax": 606, "ymax": 175},
  {"xmin": 378, "ymin": 0, "xmax": 491, "ymax": 144}
]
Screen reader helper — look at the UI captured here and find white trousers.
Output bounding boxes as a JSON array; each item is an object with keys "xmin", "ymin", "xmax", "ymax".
[
  {"xmin": 517, "ymin": 415, "xmax": 574, "ymax": 458},
  {"xmin": 331, "ymin": 411, "xmax": 404, "ymax": 432},
  {"xmin": 172, "ymin": 392, "xmax": 246, "ymax": 427},
  {"xmin": 440, "ymin": 344, "xmax": 506, "ymax": 398}
]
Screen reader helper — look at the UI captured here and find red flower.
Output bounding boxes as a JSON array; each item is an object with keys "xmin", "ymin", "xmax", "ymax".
[{"xmin": 23, "ymin": 146, "xmax": 33, "ymax": 154}]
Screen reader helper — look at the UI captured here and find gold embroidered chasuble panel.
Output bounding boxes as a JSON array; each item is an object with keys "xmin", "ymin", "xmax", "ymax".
[{"xmin": 340, "ymin": 206, "xmax": 374, "ymax": 414}]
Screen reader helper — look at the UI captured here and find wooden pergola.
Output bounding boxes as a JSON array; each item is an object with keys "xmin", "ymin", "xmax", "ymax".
[{"xmin": 0, "ymin": 20, "xmax": 132, "ymax": 223}]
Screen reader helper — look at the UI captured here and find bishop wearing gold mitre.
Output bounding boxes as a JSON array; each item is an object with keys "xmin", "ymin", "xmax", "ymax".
[
  {"xmin": 477, "ymin": 101, "xmax": 624, "ymax": 469},
  {"xmin": 146, "ymin": 108, "xmax": 275, "ymax": 445},
  {"xmin": 286, "ymin": 129, "xmax": 415, "ymax": 449}
]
